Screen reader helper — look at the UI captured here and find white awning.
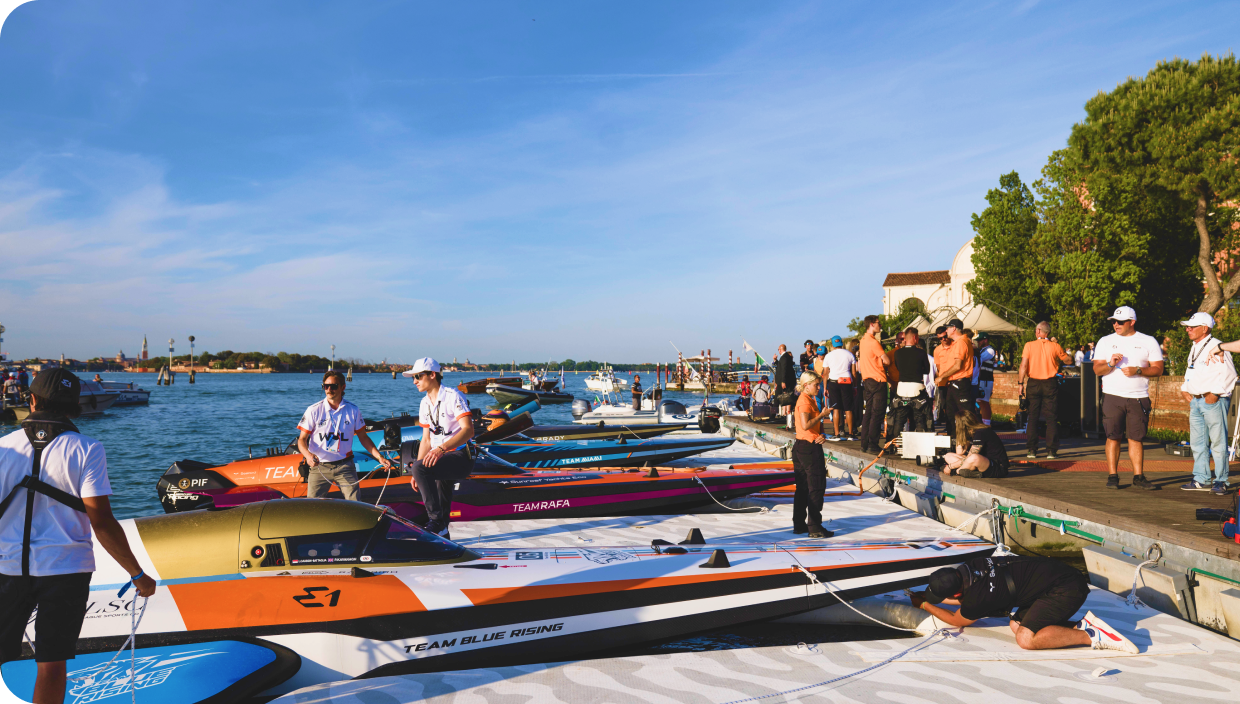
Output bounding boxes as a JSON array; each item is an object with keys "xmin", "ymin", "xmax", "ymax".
[{"xmin": 910, "ymin": 304, "xmax": 1024, "ymax": 335}]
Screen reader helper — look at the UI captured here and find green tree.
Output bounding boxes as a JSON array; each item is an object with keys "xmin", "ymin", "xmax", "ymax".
[
  {"xmin": 966, "ymin": 171, "xmax": 1046, "ymax": 324},
  {"xmin": 262, "ymin": 355, "xmax": 281, "ymax": 369},
  {"xmin": 1069, "ymin": 53, "xmax": 1240, "ymax": 315}
]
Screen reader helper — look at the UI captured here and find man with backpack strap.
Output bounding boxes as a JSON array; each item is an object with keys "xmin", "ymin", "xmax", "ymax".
[{"xmin": 0, "ymin": 368, "xmax": 156, "ymax": 703}]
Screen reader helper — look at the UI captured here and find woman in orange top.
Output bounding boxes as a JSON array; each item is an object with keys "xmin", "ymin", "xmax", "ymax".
[{"xmin": 792, "ymin": 371, "xmax": 834, "ymax": 538}]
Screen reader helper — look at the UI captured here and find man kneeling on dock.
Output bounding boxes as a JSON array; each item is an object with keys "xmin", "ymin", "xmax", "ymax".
[{"xmin": 910, "ymin": 556, "xmax": 1138, "ymax": 653}]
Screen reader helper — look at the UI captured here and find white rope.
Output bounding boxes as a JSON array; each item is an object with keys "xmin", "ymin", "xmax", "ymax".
[
  {"xmin": 720, "ymin": 560, "xmax": 952, "ymax": 704},
  {"xmin": 693, "ymin": 475, "xmax": 767, "ymax": 513},
  {"xmin": 1126, "ymin": 559, "xmax": 1159, "ymax": 609},
  {"xmin": 952, "ymin": 506, "xmax": 999, "ymax": 532},
  {"xmin": 70, "ymin": 597, "xmax": 149, "ymax": 704}
]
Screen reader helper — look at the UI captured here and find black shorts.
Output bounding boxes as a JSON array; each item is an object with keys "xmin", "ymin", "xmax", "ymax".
[
  {"xmin": 1102, "ymin": 393, "xmax": 1151, "ymax": 442},
  {"xmin": 1012, "ymin": 573, "xmax": 1090, "ymax": 634},
  {"xmin": 0, "ymin": 572, "xmax": 92, "ymax": 663},
  {"xmin": 826, "ymin": 380, "xmax": 854, "ymax": 411}
]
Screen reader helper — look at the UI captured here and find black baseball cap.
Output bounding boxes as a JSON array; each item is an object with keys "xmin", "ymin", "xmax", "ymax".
[
  {"xmin": 30, "ymin": 368, "xmax": 81, "ymax": 402},
  {"xmin": 923, "ymin": 566, "xmax": 966, "ymax": 604},
  {"xmin": 947, "ymin": 319, "xmax": 965, "ymax": 330}
]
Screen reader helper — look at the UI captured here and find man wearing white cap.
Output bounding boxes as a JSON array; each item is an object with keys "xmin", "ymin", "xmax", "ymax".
[
  {"xmin": 1092, "ymin": 306, "xmax": 1164, "ymax": 490},
  {"xmin": 1182, "ymin": 313, "xmax": 1237, "ymax": 494},
  {"xmin": 403, "ymin": 358, "xmax": 474, "ymax": 538}
]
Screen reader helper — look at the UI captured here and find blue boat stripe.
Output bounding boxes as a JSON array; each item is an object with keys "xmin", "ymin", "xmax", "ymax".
[{"xmin": 91, "ymin": 573, "xmax": 245, "ymax": 591}]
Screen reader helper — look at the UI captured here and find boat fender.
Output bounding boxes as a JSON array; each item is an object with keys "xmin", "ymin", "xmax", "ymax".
[
  {"xmin": 699, "ymin": 549, "xmax": 731, "ymax": 569},
  {"xmin": 352, "ymin": 567, "xmax": 376, "ymax": 578},
  {"xmin": 400, "ymin": 439, "xmax": 421, "ymax": 470},
  {"xmin": 680, "ymin": 528, "xmax": 706, "ymax": 545}
]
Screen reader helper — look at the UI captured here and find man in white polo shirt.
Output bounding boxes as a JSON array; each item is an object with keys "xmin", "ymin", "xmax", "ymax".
[
  {"xmin": 403, "ymin": 358, "xmax": 475, "ymax": 539},
  {"xmin": 1180, "ymin": 313, "xmax": 1237, "ymax": 494},
  {"xmin": 297, "ymin": 370, "xmax": 391, "ymax": 501},
  {"xmin": 0, "ymin": 369, "xmax": 156, "ymax": 703},
  {"xmin": 1092, "ymin": 306, "xmax": 1164, "ymax": 491}
]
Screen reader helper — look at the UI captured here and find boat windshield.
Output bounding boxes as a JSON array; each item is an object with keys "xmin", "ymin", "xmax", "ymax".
[{"xmin": 361, "ymin": 515, "xmax": 465, "ymax": 563}]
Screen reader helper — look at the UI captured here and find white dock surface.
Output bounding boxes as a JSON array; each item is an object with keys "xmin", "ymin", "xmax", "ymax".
[{"xmin": 275, "ymin": 433, "xmax": 1240, "ymax": 703}]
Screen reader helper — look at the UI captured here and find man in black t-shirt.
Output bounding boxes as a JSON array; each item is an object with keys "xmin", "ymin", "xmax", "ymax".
[
  {"xmin": 889, "ymin": 328, "xmax": 932, "ymax": 437},
  {"xmin": 799, "ymin": 340, "xmax": 814, "ymax": 373},
  {"xmin": 910, "ymin": 556, "xmax": 1138, "ymax": 653}
]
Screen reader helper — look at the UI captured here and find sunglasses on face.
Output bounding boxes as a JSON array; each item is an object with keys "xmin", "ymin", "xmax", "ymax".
[
  {"xmin": 413, "ymin": 372, "xmax": 434, "ymax": 380},
  {"xmin": 322, "ymin": 383, "xmax": 340, "ymax": 390}
]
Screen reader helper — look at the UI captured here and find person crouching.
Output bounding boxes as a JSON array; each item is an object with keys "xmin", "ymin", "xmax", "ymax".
[
  {"xmin": 404, "ymin": 358, "xmax": 474, "ymax": 540},
  {"xmin": 942, "ymin": 408, "xmax": 1009, "ymax": 479},
  {"xmin": 791, "ymin": 371, "xmax": 834, "ymax": 538}
]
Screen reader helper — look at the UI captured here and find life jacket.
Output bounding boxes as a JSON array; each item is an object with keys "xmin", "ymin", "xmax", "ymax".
[{"xmin": 0, "ymin": 414, "xmax": 87, "ymax": 576}]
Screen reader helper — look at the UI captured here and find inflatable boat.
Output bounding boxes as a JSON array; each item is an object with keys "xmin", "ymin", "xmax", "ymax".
[{"xmin": 8, "ymin": 500, "xmax": 994, "ymax": 700}]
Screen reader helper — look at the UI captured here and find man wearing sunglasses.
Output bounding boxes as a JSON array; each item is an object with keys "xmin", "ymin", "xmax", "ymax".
[
  {"xmin": 403, "ymin": 358, "xmax": 474, "ymax": 539},
  {"xmin": 1093, "ymin": 306, "xmax": 1164, "ymax": 490},
  {"xmin": 297, "ymin": 371, "xmax": 391, "ymax": 500}
]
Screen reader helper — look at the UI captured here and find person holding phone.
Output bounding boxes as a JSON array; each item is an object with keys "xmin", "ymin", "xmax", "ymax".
[
  {"xmin": 791, "ymin": 371, "xmax": 833, "ymax": 538},
  {"xmin": 1092, "ymin": 306, "xmax": 1163, "ymax": 490}
]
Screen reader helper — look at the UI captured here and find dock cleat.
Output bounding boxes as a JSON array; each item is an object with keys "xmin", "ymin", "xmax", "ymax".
[{"xmin": 1080, "ymin": 611, "xmax": 1139, "ymax": 654}]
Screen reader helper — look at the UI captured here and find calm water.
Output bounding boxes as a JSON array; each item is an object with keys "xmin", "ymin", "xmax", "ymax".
[{"xmin": 0, "ymin": 370, "xmax": 716, "ymax": 519}]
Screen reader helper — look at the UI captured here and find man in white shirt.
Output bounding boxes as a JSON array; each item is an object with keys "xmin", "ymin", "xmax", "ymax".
[
  {"xmin": 823, "ymin": 336, "xmax": 857, "ymax": 440},
  {"xmin": 1091, "ymin": 306, "xmax": 1165, "ymax": 490},
  {"xmin": 404, "ymin": 358, "xmax": 475, "ymax": 539},
  {"xmin": 1181, "ymin": 313, "xmax": 1238, "ymax": 494},
  {"xmin": 0, "ymin": 369, "xmax": 156, "ymax": 703},
  {"xmin": 297, "ymin": 370, "xmax": 391, "ymax": 501}
]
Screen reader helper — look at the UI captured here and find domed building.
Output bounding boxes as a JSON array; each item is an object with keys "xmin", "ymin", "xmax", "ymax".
[{"xmin": 881, "ymin": 238, "xmax": 1021, "ymax": 334}]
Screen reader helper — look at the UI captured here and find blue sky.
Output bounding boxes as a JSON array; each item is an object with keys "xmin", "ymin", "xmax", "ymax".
[{"xmin": 0, "ymin": 1, "xmax": 1236, "ymax": 364}]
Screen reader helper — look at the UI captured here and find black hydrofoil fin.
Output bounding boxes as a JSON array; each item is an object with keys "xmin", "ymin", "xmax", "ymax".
[{"xmin": 474, "ymin": 412, "xmax": 536, "ymax": 444}]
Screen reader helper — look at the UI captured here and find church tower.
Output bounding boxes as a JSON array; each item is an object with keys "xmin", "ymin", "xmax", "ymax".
[{"xmin": 141, "ymin": 335, "xmax": 149, "ymax": 360}]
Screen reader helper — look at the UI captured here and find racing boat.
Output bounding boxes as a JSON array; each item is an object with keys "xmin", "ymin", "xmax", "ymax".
[
  {"xmin": 488, "ymin": 383, "xmax": 573, "ymax": 406},
  {"xmin": 156, "ymin": 449, "xmax": 795, "ymax": 520},
  {"xmin": 11, "ymin": 499, "xmax": 995, "ymax": 699}
]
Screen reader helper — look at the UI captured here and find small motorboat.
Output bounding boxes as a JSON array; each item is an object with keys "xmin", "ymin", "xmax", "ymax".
[
  {"xmin": 99, "ymin": 379, "xmax": 151, "ymax": 405},
  {"xmin": 487, "ymin": 383, "xmax": 573, "ymax": 406},
  {"xmin": 361, "ymin": 413, "xmax": 692, "ymax": 443},
  {"xmin": 584, "ymin": 365, "xmax": 629, "ymax": 393},
  {"xmin": 10, "ymin": 380, "xmax": 119, "ymax": 420},
  {"xmin": 574, "ymin": 399, "xmax": 744, "ymax": 427},
  {"xmin": 457, "ymin": 376, "xmax": 523, "ymax": 394},
  {"xmin": 28, "ymin": 499, "xmax": 994, "ymax": 699},
  {"xmin": 156, "ymin": 446, "xmax": 793, "ymax": 519}
]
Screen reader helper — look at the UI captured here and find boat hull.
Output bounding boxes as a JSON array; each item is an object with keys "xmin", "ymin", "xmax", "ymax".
[
  {"xmin": 458, "ymin": 377, "xmax": 522, "ymax": 394},
  {"xmin": 483, "ymin": 437, "xmax": 736, "ymax": 469},
  {"xmin": 58, "ymin": 500, "xmax": 996, "ymax": 694},
  {"xmin": 487, "ymin": 384, "xmax": 573, "ymax": 406}
]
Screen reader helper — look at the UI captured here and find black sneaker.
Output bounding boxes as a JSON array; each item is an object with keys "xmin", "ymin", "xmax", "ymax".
[
  {"xmin": 1106, "ymin": 474, "xmax": 1120, "ymax": 489},
  {"xmin": 1132, "ymin": 474, "xmax": 1156, "ymax": 490},
  {"xmin": 792, "ymin": 525, "xmax": 808, "ymax": 535},
  {"xmin": 808, "ymin": 527, "xmax": 834, "ymax": 538}
]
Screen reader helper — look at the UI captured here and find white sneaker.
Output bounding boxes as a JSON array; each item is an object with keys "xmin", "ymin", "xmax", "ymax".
[{"xmin": 1080, "ymin": 611, "xmax": 1138, "ymax": 653}]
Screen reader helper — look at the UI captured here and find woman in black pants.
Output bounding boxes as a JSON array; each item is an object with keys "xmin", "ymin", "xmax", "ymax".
[{"xmin": 792, "ymin": 371, "xmax": 835, "ymax": 538}]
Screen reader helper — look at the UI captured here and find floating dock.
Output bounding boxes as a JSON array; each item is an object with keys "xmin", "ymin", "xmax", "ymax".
[{"xmin": 275, "ymin": 433, "xmax": 1240, "ymax": 703}]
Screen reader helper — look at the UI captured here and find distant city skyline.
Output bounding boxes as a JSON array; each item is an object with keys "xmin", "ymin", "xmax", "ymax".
[{"xmin": 2, "ymin": 1, "xmax": 1238, "ymax": 361}]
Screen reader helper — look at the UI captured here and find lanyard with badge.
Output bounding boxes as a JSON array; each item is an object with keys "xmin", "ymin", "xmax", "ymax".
[{"xmin": 1189, "ymin": 335, "xmax": 1214, "ymax": 370}]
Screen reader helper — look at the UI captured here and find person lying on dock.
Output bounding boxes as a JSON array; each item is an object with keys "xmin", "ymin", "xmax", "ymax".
[{"xmin": 910, "ymin": 556, "xmax": 1138, "ymax": 653}]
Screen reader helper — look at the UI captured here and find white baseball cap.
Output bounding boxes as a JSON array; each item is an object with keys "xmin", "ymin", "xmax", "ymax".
[
  {"xmin": 1182, "ymin": 312, "xmax": 1215, "ymax": 328},
  {"xmin": 1107, "ymin": 306, "xmax": 1137, "ymax": 322},
  {"xmin": 402, "ymin": 357, "xmax": 442, "ymax": 377}
]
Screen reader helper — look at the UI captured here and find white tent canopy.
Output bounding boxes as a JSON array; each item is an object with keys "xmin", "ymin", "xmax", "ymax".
[{"xmin": 910, "ymin": 304, "xmax": 1024, "ymax": 336}]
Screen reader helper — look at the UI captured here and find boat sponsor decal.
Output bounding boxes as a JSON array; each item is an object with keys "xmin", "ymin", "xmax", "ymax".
[
  {"xmin": 262, "ymin": 464, "xmax": 304, "ymax": 481},
  {"xmin": 577, "ymin": 548, "xmax": 638, "ymax": 565},
  {"xmin": 168, "ymin": 575, "xmax": 424, "ymax": 629},
  {"xmin": 514, "ymin": 551, "xmax": 544, "ymax": 560},
  {"xmin": 514, "ymin": 499, "xmax": 570, "ymax": 513},
  {"xmin": 402, "ymin": 621, "xmax": 566, "ymax": 656},
  {"xmin": 561, "ymin": 456, "xmax": 603, "ymax": 464},
  {"xmin": 67, "ymin": 649, "xmax": 225, "ymax": 703},
  {"xmin": 176, "ymin": 477, "xmax": 211, "ymax": 490},
  {"xmin": 489, "ymin": 475, "xmax": 596, "ymax": 486}
]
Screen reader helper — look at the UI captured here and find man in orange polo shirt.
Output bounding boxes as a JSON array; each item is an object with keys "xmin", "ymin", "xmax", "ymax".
[
  {"xmin": 1019, "ymin": 321, "xmax": 1072, "ymax": 459},
  {"xmin": 934, "ymin": 318, "xmax": 974, "ymax": 440},
  {"xmin": 858, "ymin": 315, "xmax": 891, "ymax": 454}
]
